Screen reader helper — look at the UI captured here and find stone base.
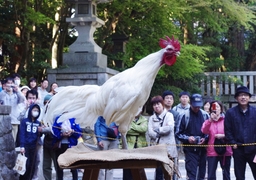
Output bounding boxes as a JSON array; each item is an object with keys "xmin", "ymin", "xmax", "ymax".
[
  {"xmin": 47, "ymin": 52, "xmax": 119, "ymax": 86},
  {"xmin": 0, "ymin": 106, "xmax": 19, "ymax": 180},
  {"xmin": 63, "ymin": 52, "xmax": 107, "ymax": 68},
  {"xmin": 47, "ymin": 66, "xmax": 119, "ymax": 86}
]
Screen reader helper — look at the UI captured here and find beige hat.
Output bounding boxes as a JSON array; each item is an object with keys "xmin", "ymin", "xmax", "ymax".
[{"xmin": 20, "ymin": 85, "xmax": 31, "ymax": 91}]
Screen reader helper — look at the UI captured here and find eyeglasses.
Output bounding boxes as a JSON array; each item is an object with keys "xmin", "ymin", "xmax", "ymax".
[{"xmin": 238, "ymin": 93, "xmax": 250, "ymax": 97}]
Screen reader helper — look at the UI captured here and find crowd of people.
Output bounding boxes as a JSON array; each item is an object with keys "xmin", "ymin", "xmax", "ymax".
[
  {"xmin": 1, "ymin": 74, "xmax": 256, "ymax": 180},
  {"xmin": 94, "ymin": 87, "xmax": 256, "ymax": 180},
  {"xmin": 0, "ymin": 74, "xmax": 70, "ymax": 180}
]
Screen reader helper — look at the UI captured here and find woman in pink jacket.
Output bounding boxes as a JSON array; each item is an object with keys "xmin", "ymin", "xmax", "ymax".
[{"xmin": 201, "ymin": 100, "xmax": 232, "ymax": 180}]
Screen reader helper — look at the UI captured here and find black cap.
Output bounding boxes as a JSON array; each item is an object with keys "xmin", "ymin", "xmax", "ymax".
[
  {"xmin": 179, "ymin": 91, "xmax": 190, "ymax": 98},
  {"xmin": 190, "ymin": 94, "xmax": 203, "ymax": 107},
  {"xmin": 234, "ymin": 86, "xmax": 251, "ymax": 98},
  {"xmin": 162, "ymin": 90, "xmax": 175, "ymax": 99}
]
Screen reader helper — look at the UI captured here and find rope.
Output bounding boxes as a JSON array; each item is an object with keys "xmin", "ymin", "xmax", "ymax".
[
  {"xmin": 51, "ymin": 125, "xmax": 256, "ymax": 147},
  {"xmin": 51, "ymin": 125, "xmax": 118, "ymax": 141}
]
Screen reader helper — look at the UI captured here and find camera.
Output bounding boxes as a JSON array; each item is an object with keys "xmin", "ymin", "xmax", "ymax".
[
  {"xmin": 211, "ymin": 103, "xmax": 217, "ymax": 114},
  {"xmin": 195, "ymin": 136, "xmax": 201, "ymax": 144}
]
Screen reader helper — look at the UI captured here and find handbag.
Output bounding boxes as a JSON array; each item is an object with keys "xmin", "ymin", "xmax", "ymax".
[
  {"xmin": 214, "ymin": 138, "xmax": 226, "ymax": 155},
  {"xmin": 214, "ymin": 121, "xmax": 227, "ymax": 155},
  {"xmin": 13, "ymin": 153, "xmax": 27, "ymax": 175},
  {"xmin": 107, "ymin": 126, "xmax": 118, "ymax": 139}
]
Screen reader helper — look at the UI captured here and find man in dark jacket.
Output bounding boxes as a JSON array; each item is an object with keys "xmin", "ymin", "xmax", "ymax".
[
  {"xmin": 176, "ymin": 94, "xmax": 209, "ymax": 180},
  {"xmin": 224, "ymin": 86, "xmax": 256, "ymax": 180}
]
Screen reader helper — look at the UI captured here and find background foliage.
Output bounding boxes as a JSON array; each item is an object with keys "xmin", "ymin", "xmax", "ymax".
[{"xmin": 0, "ymin": 0, "xmax": 256, "ymax": 102}]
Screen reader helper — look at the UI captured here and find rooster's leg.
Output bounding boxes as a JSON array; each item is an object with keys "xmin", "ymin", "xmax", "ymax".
[{"xmin": 121, "ymin": 133, "xmax": 128, "ymax": 149}]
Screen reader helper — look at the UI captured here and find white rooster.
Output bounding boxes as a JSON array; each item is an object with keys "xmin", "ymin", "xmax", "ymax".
[{"xmin": 43, "ymin": 36, "xmax": 181, "ymax": 148}]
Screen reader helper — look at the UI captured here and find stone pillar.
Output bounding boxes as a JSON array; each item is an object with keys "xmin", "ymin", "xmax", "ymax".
[
  {"xmin": 0, "ymin": 106, "xmax": 19, "ymax": 179},
  {"xmin": 47, "ymin": 0, "xmax": 118, "ymax": 87}
]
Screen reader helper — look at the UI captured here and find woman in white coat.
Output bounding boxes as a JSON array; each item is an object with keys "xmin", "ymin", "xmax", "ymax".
[{"xmin": 148, "ymin": 95, "xmax": 177, "ymax": 180}]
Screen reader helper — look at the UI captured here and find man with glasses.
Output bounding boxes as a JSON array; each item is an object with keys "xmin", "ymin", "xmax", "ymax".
[{"xmin": 225, "ymin": 86, "xmax": 256, "ymax": 179}]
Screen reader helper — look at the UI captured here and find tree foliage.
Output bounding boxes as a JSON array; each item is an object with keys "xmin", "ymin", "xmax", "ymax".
[
  {"xmin": 96, "ymin": 0, "xmax": 256, "ymax": 93},
  {"xmin": 0, "ymin": 0, "xmax": 256, "ymax": 94}
]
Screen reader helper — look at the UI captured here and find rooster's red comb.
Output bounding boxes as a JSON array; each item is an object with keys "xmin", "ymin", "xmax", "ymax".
[{"xmin": 159, "ymin": 36, "xmax": 180, "ymax": 51}]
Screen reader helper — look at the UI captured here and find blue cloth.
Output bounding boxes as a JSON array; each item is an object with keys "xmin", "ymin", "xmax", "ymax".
[
  {"xmin": 52, "ymin": 115, "xmax": 82, "ymax": 147},
  {"xmin": 94, "ymin": 116, "xmax": 119, "ymax": 142},
  {"xmin": 19, "ymin": 104, "xmax": 41, "ymax": 148}
]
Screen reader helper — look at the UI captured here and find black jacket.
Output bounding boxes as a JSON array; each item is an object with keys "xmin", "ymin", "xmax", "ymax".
[
  {"xmin": 224, "ymin": 105, "xmax": 256, "ymax": 154},
  {"xmin": 176, "ymin": 108, "xmax": 209, "ymax": 152},
  {"xmin": 169, "ymin": 109, "xmax": 180, "ymax": 134}
]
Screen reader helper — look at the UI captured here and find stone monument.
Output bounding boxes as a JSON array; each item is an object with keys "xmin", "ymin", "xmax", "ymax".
[
  {"xmin": 47, "ymin": 0, "xmax": 118, "ymax": 86},
  {"xmin": 0, "ymin": 105, "xmax": 19, "ymax": 179}
]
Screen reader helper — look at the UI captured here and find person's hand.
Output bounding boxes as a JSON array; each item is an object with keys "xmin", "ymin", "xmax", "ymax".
[
  {"xmin": 38, "ymin": 126, "xmax": 43, "ymax": 133},
  {"xmin": 27, "ymin": 99, "xmax": 34, "ymax": 107},
  {"xmin": 233, "ymin": 144, "xmax": 237, "ymax": 149},
  {"xmin": 20, "ymin": 147, "xmax": 25, "ymax": 154},
  {"xmin": 62, "ymin": 130, "xmax": 73, "ymax": 137},
  {"xmin": 188, "ymin": 136, "xmax": 196, "ymax": 144},
  {"xmin": 98, "ymin": 141, "xmax": 104, "ymax": 148},
  {"xmin": 210, "ymin": 112, "xmax": 218, "ymax": 121},
  {"xmin": 198, "ymin": 138, "xmax": 205, "ymax": 145}
]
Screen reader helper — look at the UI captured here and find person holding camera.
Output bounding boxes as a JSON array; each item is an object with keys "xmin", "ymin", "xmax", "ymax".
[
  {"xmin": 176, "ymin": 94, "xmax": 209, "ymax": 180},
  {"xmin": 0, "ymin": 76, "xmax": 25, "ymax": 143},
  {"xmin": 201, "ymin": 101, "xmax": 232, "ymax": 180}
]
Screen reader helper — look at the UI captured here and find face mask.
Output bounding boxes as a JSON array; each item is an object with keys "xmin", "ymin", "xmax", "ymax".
[
  {"xmin": 32, "ymin": 111, "xmax": 39, "ymax": 118},
  {"xmin": 14, "ymin": 79, "xmax": 21, "ymax": 86}
]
